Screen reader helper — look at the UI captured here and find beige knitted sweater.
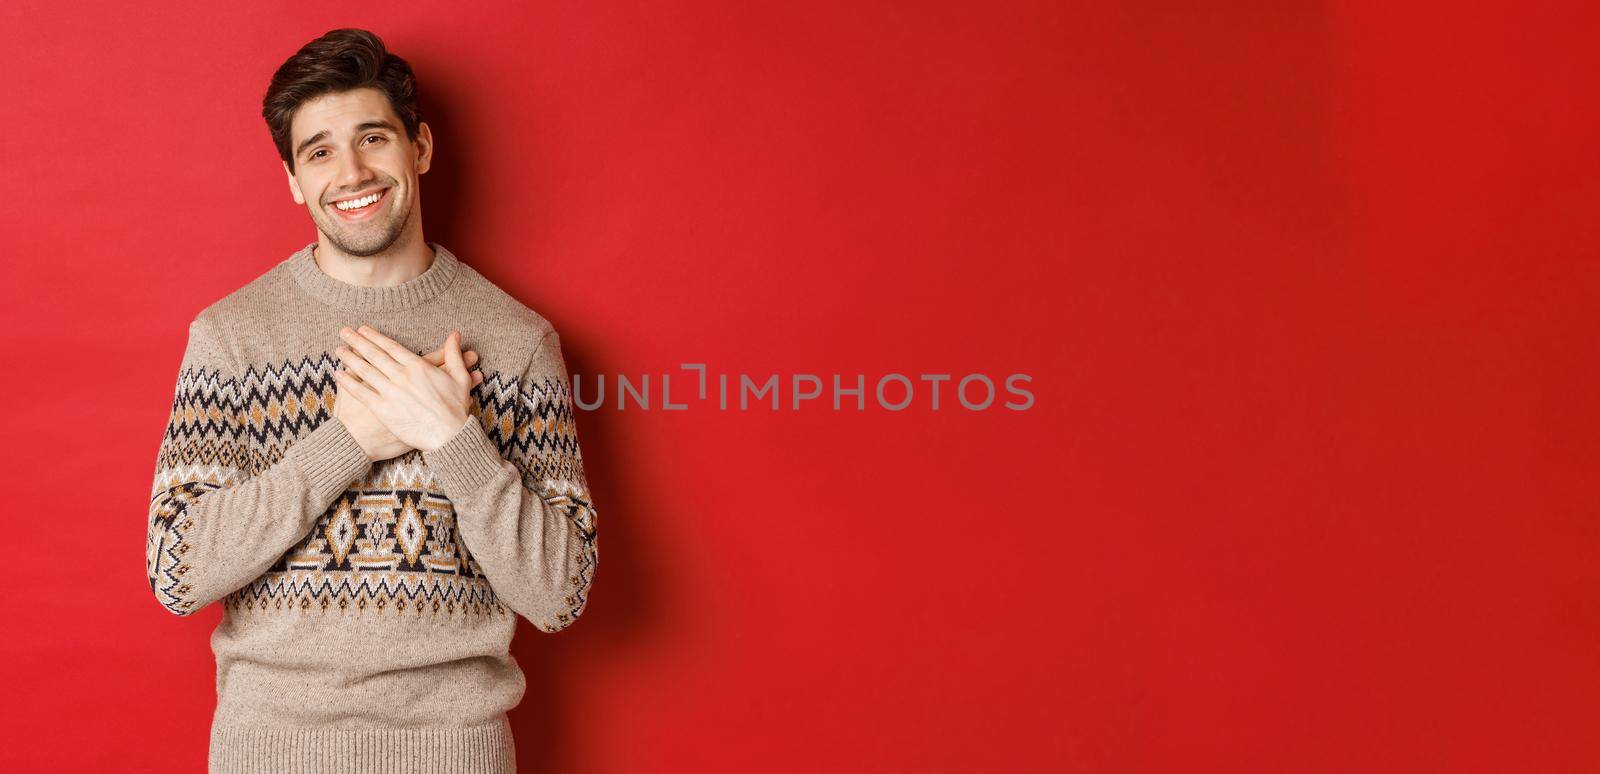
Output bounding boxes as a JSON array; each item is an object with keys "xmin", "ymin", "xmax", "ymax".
[{"xmin": 144, "ymin": 242, "xmax": 598, "ymax": 773}]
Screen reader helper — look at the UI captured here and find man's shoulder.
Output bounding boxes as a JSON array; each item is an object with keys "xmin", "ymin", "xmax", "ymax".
[
  {"xmin": 189, "ymin": 247, "xmax": 300, "ymax": 329},
  {"xmin": 451, "ymin": 258, "xmax": 558, "ymax": 337},
  {"xmin": 446, "ymin": 259, "xmax": 571, "ymax": 379}
]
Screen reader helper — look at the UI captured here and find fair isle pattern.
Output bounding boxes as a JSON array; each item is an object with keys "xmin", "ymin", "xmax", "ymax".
[
  {"xmin": 532, "ymin": 484, "xmax": 599, "ymax": 632},
  {"xmin": 495, "ymin": 365, "xmax": 599, "ymax": 632},
  {"xmin": 236, "ymin": 351, "xmax": 344, "ymax": 475},
  {"xmin": 225, "ymin": 568, "xmax": 506, "ymax": 617},
  {"xmin": 210, "ymin": 351, "xmax": 598, "ymax": 624},
  {"xmin": 147, "ymin": 362, "xmax": 250, "ymax": 615},
  {"xmin": 222, "ymin": 464, "xmax": 509, "ymax": 619}
]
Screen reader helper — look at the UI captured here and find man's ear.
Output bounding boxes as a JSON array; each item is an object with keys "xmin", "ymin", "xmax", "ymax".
[
  {"xmin": 414, "ymin": 121, "xmax": 434, "ymax": 175},
  {"xmin": 283, "ymin": 161, "xmax": 305, "ymax": 205}
]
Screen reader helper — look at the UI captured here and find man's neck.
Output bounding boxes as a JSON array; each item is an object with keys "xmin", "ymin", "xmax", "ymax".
[{"xmin": 311, "ymin": 231, "xmax": 436, "ymax": 288}]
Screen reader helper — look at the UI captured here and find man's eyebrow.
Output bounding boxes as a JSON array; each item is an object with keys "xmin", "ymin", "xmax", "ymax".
[
  {"xmin": 294, "ymin": 130, "xmax": 329, "ymax": 159},
  {"xmin": 293, "ymin": 121, "xmax": 400, "ymax": 158},
  {"xmin": 353, "ymin": 120, "xmax": 400, "ymax": 134}
]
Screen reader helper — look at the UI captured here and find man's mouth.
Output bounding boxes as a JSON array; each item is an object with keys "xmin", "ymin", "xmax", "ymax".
[{"xmin": 327, "ymin": 188, "xmax": 390, "ymax": 221}]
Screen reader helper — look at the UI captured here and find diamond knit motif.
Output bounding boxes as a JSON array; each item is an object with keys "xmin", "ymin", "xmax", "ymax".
[{"xmin": 218, "ymin": 352, "xmax": 514, "ymax": 619}]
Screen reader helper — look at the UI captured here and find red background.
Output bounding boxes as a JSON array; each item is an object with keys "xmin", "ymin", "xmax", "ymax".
[{"xmin": 2, "ymin": 1, "xmax": 1595, "ymax": 771}]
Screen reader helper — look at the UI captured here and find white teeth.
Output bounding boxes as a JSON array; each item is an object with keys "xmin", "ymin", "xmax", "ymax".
[{"xmin": 334, "ymin": 191, "xmax": 383, "ymax": 211}]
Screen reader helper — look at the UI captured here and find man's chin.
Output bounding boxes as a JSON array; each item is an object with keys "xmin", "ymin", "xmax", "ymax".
[{"xmin": 319, "ymin": 224, "xmax": 404, "ymax": 257}]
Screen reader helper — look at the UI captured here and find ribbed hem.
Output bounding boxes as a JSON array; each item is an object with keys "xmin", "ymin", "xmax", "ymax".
[
  {"xmin": 422, "ymin": 416, "xmax": 507, "ymax": 497},
  {"xmin": 285, "ymin": 241, "xmax": 462, "ymax": 313},
  {"xmin": 209, "ymin": 716, "xmax": 514, "ymax": 773},
  {"xmin": 285, "ymin": 416, "xmax": 373, "ymax": 503}
]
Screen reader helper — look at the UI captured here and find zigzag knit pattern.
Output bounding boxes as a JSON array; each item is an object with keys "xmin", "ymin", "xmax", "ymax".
[
  {"xmin": 147, "ymin": 352, "xmax": 598, "ymax": 625},
  {"xmin": 147, "ymin": 361, "xmax": 249, "ymax": 616}
]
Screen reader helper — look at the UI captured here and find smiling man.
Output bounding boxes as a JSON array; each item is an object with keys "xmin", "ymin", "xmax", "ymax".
[
  {"xmin": 144, "ymin": 28, "xmax": 599, "ymax": 773},
  {"xmin": 284, "ymin": 89, "xmax": 424, "ymax": 258}
]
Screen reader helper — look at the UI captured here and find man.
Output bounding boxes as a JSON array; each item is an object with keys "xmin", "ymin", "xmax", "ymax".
[{"xmin": 144, "ymin": 28, "xmax": 598, "ymax": 773}]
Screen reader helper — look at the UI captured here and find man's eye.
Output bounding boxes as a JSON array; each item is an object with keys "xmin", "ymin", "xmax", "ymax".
[
  {"xmin": 309, "ymin": 149, "xmax": 328, "ymax": 160},
  {"xmin": 363, "ymin": 135, "xmax": 386, "ymax": 145}
]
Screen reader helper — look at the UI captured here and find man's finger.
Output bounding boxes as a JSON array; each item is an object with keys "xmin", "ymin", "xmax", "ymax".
[
  {"xmin": 335, "ymin": 346, "xmax": 391, "ymax": 393},
  {"xmin": 443, "ymin": 331, "xmax": 468, "ymax": 385},
  {"xmin": 335, "ymin": 365, "xmax": 365, "ymax": 385},
  {"xmin": 423, "ymin": 348, "xmax": 477, "ymax": 367},
  {"xmin": 340, "ymin": 326, "xmax": 404, "ymax": 379},
  {"xmin": 353, "ymin": 325, "xmax": 425, "ymax": 368},
  {"xmin": 334, "ymin": 368, "xmax": 381, "ymax": 405}
]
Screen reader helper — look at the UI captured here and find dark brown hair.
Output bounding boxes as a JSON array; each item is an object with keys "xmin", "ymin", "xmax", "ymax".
[{"xmin": 262, "ymin": 28, "xmax": 421, "ymax": 172}]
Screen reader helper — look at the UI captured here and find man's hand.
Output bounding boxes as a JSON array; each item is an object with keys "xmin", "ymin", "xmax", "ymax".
[
  {"xmin": 333, "ymin": 325, "xmax": 478, "ymax": 455},
  {"xmin": 334, "ymin": 333, "xmax": 483, "ymax": 462}
]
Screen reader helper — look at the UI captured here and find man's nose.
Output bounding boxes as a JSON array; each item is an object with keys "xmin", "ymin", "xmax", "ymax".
[{"xmin": 335, "ymin": 151, "xmax": 376, "ymax": 189}]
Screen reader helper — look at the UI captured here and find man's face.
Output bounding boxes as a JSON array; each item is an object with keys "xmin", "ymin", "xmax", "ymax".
[{"xmin": 283, "ymin": 87, "xmax": 432, "ymax": 257}]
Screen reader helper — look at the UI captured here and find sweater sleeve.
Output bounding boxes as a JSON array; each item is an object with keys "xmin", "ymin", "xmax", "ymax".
[
  {"xmin": 421, "ymin": 327, "xmax": 600, "ymax": 632},
  {"xmin": 145, "ymin": 315, "xmax": 374, "ymax": 616}
]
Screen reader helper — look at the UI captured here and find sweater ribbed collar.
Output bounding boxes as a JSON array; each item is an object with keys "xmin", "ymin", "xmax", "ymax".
[{"xmin": 286, "ymin": 241, "xmax": 461, "ymax": 313}]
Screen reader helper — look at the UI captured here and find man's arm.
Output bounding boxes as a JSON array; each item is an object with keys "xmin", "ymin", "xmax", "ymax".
[
  {"xmin": 422, "ymin": 328, "xmax": 600, "ymax": 632},
  {"xmin": 145, "ymin": 314, "xmax": 373, "ymax": 616}
]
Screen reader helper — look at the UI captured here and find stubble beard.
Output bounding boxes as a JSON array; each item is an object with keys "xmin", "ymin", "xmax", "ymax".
[{"xmin": 314, "ymin": 194, "xmax": 412, "ymax": 258}]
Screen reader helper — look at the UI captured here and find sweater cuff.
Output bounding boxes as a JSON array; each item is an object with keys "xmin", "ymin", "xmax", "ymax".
[
  {"xmin": 285, "ymin": 416, "xmax": 373, "ymax": 504},
  {"xmin": 423, "ymin": 416, "xmax": 507, "ymax": 498}
]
